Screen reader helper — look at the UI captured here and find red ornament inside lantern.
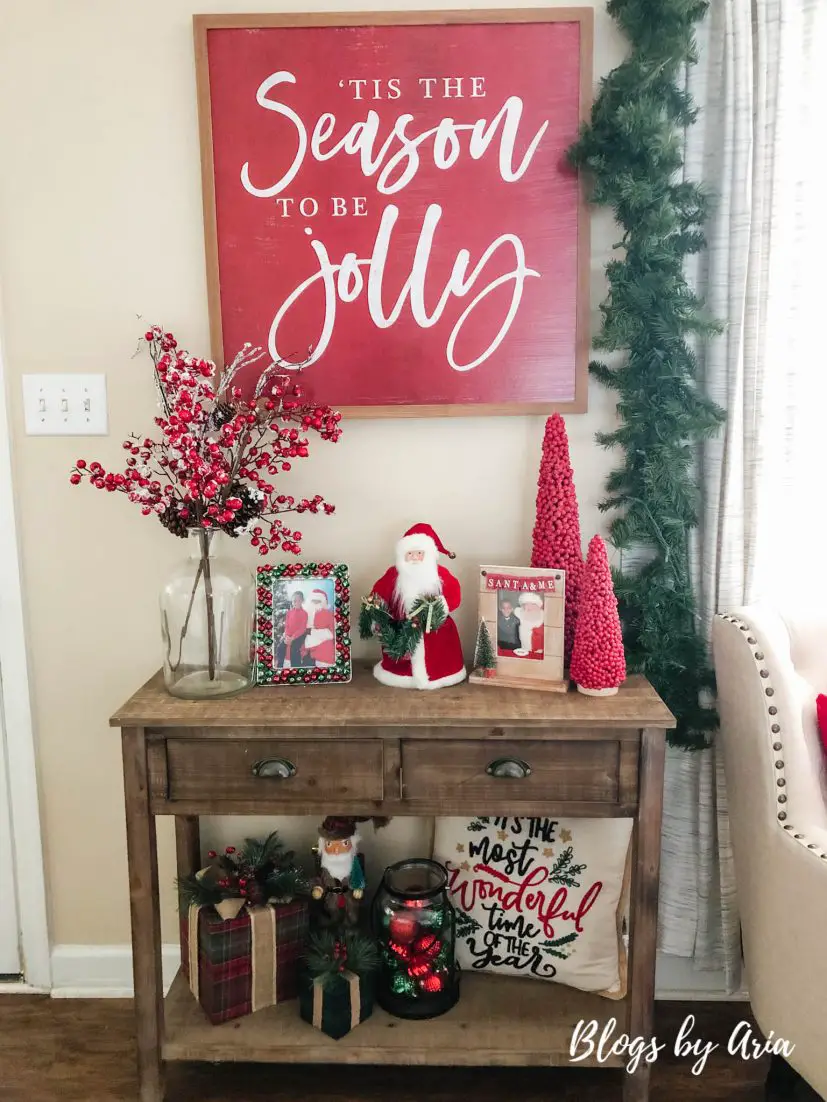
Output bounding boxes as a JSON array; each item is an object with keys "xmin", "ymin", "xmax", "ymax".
[
  {"xmin": 388, "ymin": 913, "xmax": 419, "ymax": 944},
  {"xmin": 387, "ymin": 939, "xmax": 412, "ymax": 962},
  {"xmin": 413, "ymin": 932, "xmax": 440, "ymax": 959},
  {"xmin": 407, "ymin": 955, "xmax": 432, "ymax": 978},
  {"xmin": 419, "ymin": 972, "xmax": 445, "ymax": 994}
]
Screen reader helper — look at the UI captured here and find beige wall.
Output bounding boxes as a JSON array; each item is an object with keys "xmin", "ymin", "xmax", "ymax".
[{"xmin": 0, "ymin": 0, "xmax": 623, "ymax": 948}]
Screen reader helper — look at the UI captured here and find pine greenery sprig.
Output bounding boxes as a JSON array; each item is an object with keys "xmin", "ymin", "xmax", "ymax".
[
  {"xmin": 176, "ymin": 831, "xmax": 307, "ymax": 910},
  {"xmin": 178, "ymin": 873, "xmax": 225, "ymax": 910},
  {"xmin": 548, "ymin": 847, "xmax": 587, "ymax": 888},
  {"xmin": 239, "ymin": 832, "xmax": 292, "ymax": 872},
  {"xmin": 455, "ymin": 910, "xmax": 482, "ymax": 939},
  {"xmin": 359, "ymin": 595, "xmax": 426, "ymax": 660},
  {"xmin": 266, "ymin": 867, "xmax": 308, "ymax": 903},
  {"xmin": 568, "ymin": 0, "xmax": 725, "ymax": 750},
  {"xmin": 541, "ymin": 932, "xmax": 579, "ymax": 960},
  {"xmin": 304, "ymin": 929, "xmax": 380, "ymax": 989}
]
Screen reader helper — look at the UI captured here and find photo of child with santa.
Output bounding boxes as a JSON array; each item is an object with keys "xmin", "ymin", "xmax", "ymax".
[
  {"xmin": 511, "ymin": 590, "xmax": 546, "ymax": 660},
  {"xmin": 274, "ymin": 581, "xmax": 336, "ymax": 669}
]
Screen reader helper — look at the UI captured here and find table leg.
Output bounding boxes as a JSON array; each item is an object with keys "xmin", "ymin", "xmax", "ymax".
[
  {"xmin": 174, "ymin": 816, "xmax": 201, "ymax": 968},
  {"xmin": 122, "ymin": 727, "xmax": 165, "ymax": 1102},
  {"xmin": 623, "ymin": 727, "xmax": 666, "ymax": 1102}
]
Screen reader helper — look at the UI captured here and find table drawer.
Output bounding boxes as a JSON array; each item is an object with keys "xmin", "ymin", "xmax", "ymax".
[
  {"xmin": 400, "ymin": 739, "xmax": 623, "ymax": 805},
  {"xmin": 160, "ymin": 738, "xmax": 383, "ymax": 804}
]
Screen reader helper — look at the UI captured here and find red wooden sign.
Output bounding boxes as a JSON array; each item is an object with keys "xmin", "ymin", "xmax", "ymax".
[{"xmin": 195, "ymin": 12, "xmax": 592, "ymax": 416}]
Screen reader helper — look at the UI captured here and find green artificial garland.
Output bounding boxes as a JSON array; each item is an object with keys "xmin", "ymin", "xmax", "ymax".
[
  {"xmin": 568, "ymin": 0, "xmax": 725, "ymax": 750},
  {"xmin": 359, "ymin": 594, "xmax": 447, "ymax": 661}
]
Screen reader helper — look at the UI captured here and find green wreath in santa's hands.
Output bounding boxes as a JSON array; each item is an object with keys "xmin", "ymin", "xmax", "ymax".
[{"xmin": 359, "ymin": 594, "xmax": 447, "ymax": 661}]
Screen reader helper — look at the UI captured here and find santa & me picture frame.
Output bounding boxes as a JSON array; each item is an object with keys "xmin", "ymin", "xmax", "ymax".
[
  {"xmin": 254, "ymin": 562, "xmax": 352, "ymax": 685},
  {"xmin": 470, "ymin": 565, "xmax": 566, "ymax": 692}
]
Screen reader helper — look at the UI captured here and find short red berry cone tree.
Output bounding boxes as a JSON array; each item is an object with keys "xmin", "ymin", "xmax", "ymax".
[
  {"xmin": 531, "ymin": 413, "xmax": 584, "ymax": 663},
  {"xmin": 570, "ymin": 536, "xmax": 626, "ymax": 696}
]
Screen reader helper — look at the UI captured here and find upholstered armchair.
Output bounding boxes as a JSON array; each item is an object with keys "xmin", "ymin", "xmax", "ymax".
[{"xmin": 713, "ymin": 607, "xmax": 827, "ymax": 1099}]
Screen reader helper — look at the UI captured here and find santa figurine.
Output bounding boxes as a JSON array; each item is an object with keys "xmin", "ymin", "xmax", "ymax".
[
  {"xmin": 367, "ymin": 523, "xmax": 466, "ymax": 690},
  {"xmin": 515, "ymin": 591, "xmax": 545, "ymax": 656},
  {"xmin": 302, "ymin": 588, "xmax": 335, "ymax": 667},
  {"xmin": 310, "ymin": 816, "xmax": 368, "ymax": 927}
]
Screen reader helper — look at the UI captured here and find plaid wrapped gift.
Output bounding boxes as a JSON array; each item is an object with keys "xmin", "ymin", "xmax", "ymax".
[{"xmin": 181, "ymin": 900, "xmax": 307, "ymax": 1025}]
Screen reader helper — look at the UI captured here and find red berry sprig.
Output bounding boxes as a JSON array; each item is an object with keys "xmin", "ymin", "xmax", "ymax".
[{"xmin": 69, "ymin": 326, "xmax": 341, "ymax": 557}]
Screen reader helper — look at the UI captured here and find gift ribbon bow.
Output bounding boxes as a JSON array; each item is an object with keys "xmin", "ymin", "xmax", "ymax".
[{"xmin": 409, "ymin": 598, "xmax": 443, "ymax": 634}]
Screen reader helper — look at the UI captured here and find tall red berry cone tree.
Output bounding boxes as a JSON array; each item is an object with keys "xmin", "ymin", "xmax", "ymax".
[
  {"xmin": 531, "ymin": 413, "xmax": 584, "ymax": 663},
  {"xmin": 570, "ymin": 536, "xmax": 626, "ymax": 695}
]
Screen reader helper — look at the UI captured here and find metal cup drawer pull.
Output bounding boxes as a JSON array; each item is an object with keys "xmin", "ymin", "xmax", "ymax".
[
  {"xmin": 486, "ymin": 757, "xmax": 532, "ymax": 779},
  {"xmin": 252, "ymin": 757, "xmax": 297, "ymax": 779}
]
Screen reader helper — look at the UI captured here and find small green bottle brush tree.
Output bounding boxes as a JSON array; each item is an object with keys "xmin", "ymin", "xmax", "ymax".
[
  {"xmin": 473, "ymin": 619, "xmax": 496, "ymax": 677},
  {"xmin": 568, "ymin": 0, "xmax": 725, "ymax": 749}
]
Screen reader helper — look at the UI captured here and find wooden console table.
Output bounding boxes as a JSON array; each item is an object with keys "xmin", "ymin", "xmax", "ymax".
[{"xmin": 111, "ymin": 667, "xmax": 674, "ymax": 1102}]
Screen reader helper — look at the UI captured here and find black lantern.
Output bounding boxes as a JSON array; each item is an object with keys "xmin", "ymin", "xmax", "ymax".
[{"xmin": 372, "ymin": 858, "xmax": 459, "ymax": 1019}]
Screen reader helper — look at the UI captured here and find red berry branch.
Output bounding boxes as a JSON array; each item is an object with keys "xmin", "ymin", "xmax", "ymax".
[
  {"xmin": 69, "ymin": 326, "xmax": 342, "ymax": 556},
  {"xmin": 530, "ymin": 413, "xmax": 584, "ymax": 663}
]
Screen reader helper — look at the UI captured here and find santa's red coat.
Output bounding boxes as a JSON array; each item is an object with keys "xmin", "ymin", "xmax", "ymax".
[
  {"xmin": 370, "ymin": 565, "xmax": 466, "ymax": 689},
  {"xmin": 303, "ymin": 608, "xmax": 335, "ymax": 665}
]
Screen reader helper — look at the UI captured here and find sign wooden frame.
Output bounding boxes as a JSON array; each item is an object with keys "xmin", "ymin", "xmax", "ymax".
[
  {"xmin": 194, "ymin": 10, "xmax": 593, "ymax": 418},
  {"xmin": 470, "ymin": 564, "xmax": 567, "ymax": 692}
]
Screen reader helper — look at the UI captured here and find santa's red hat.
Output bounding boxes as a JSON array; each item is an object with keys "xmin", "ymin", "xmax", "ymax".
[
  {"xmin": 310, "ymin": 588, "xmax": 329, "ymax": 604},
  {"xmin": 398, "ymin": 523, "xmax": 456, "ymax": 560}
]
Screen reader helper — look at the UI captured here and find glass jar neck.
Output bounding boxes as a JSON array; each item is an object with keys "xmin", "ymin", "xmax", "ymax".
[
  {"xmin": 187, "ymin": 527, "xmax": 215, "ymax": 558},
  {"xmin": 382, "ymin": 859, "xmax": 448, "ymax": 900}
]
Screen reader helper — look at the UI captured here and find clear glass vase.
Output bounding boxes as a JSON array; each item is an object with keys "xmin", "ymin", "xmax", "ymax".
[{"xmin": 160, "ymin": 530, "xmax": 254, "ymax": 699}]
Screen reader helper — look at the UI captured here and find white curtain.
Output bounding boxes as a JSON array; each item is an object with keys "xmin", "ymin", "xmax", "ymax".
[{"xmin": 658, "ymin": 0, "xmax": 827, "ymax": 987}]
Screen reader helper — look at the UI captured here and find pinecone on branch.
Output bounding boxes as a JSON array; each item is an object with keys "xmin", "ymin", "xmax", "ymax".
[
  {"xmin": 220, "ymin": 482, "xmax": 262, "ymax": 536},
  {"xmin": 210, "ymin": 400, "xmax": 235, "ymax": 429},
  {"xmin": 159, "ymin": 501, "xmax": 190, "ymax": 538}
]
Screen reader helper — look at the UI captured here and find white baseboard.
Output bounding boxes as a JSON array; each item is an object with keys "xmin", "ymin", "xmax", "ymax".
[
  {"xmin": 50, "ymin": 944, "xmax": 181, "ymax": 999},
  {"xmin": 44, "ymin": 944, "xmax": 748, "ymax": 1001},
  {"xmin": 0, "ymin": 980, "xmax": 50, "ymax": 995},
  {"xmin": 655, "ymin": 951, "xmax": 749, "ymax": 1002}
]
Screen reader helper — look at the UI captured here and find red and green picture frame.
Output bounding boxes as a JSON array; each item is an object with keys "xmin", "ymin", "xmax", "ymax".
[{"xmin": 254, "ymin": 562, "xmax": 352, "ymax": 685}]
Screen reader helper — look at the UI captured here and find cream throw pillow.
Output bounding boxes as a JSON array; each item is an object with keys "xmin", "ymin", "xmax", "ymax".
[{"xmin": 433, "ymin": 815, "xmax": 632, "ymax": 999}]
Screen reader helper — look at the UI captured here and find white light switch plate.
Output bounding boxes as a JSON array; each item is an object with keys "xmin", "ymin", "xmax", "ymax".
[{"xmin": 22, "ymin": 374, "xmax": 108, "ymax": 435}]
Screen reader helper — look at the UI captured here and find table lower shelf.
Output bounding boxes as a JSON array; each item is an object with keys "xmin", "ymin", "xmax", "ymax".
[{"xmin": 163, "ymin": 970, "xmax": 628, "ymax": 1067}]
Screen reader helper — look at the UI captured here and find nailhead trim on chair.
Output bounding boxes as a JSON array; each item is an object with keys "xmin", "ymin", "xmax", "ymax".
[{"xmin": 716, "ymin": 613, "xmax": 827, "ymax": 860}]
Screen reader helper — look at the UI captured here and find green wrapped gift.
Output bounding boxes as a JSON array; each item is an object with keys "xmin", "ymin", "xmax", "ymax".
[{"xmin": 299, "ymin": 969, "xmax": 374, "ymax": 1039}]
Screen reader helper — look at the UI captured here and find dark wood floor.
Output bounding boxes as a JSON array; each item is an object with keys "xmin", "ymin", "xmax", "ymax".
[{"xmin": 0, "ymin": 995, "xmax": 777, "ymax": 1101}]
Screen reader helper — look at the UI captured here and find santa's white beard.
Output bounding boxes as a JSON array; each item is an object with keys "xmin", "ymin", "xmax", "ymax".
[
  {"xmin": 518, "ymin": 607, "xmax": 543, "ymax": 650},
  {"xmin": 394, "ymin": 555, "xmax": 441, "ymax": 613},
  {"xmin": 319, "ymin": 844, "xmax": 358, "ymax": 881}
]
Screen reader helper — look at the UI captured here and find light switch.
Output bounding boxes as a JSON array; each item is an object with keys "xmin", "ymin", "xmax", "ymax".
[{"xmin": 22, "ymin": 375, "xmax": 108, "ymax": 435}]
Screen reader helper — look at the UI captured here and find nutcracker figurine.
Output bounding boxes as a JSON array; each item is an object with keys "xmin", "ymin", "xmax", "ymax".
[{"xmin": 310, "ymin": 816, "xmax": 373, "ymax": 927}]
